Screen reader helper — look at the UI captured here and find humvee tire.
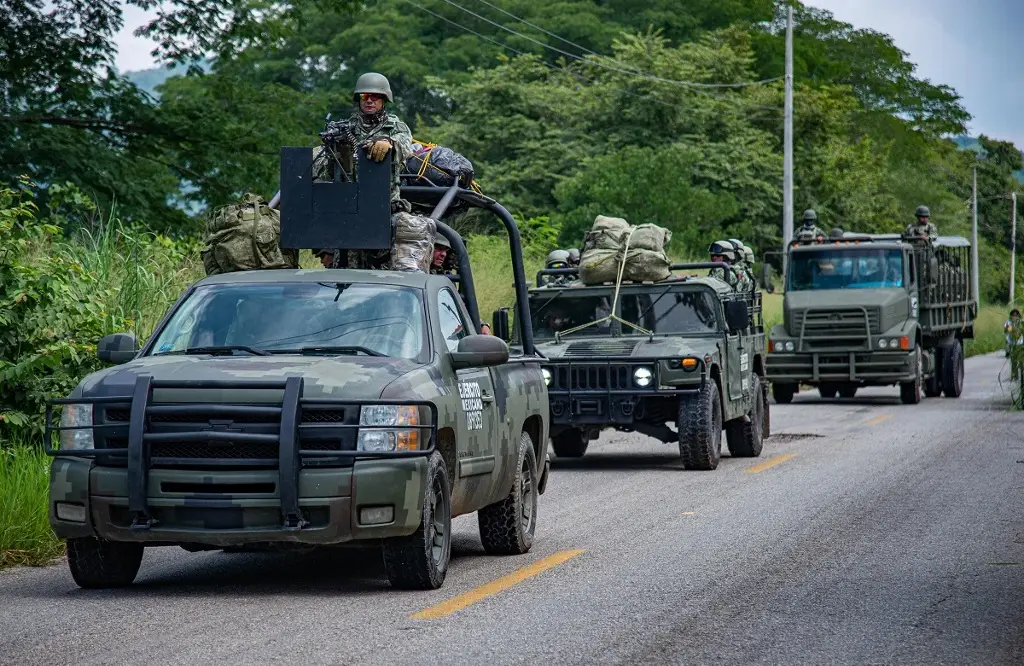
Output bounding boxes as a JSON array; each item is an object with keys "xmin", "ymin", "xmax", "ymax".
[
  {"xmin": 726, "ymin": 375, "xmax": 765, "ymax": 458},
  {"xmin": 66, "ymin": 537, "xmax": 143, "ymax": 589},
  {"xmin": 478, "ymin": 431, "xmax": 538, "ymax": 555},
  {"xmin": 819, "ymin": 385, "xmax": 838, "ymax": 399},
  {"xmin": 838, "ymin": 385, "xmax": 858, "ymax": 399},
  {"xmin": 383, "ymin": 451, "xmax": 451, "ymax": 590},
  {"xmin": 678, "ymin": 380, "xmax": 723, "ymax": 470},
  {"xmin": 899, "ymin": 348, "xmax": 923, "ymax": 405},
  {"xmin": 772, "ymin": 382, "xmax": 796, "ymax": 404},
  {"xmin": 551, "ymin": 429, "xmax": 588, "ymax": 458},
  {"xmin": 942, "ymin": 340, "xmax": 964, "ymax": 398}
]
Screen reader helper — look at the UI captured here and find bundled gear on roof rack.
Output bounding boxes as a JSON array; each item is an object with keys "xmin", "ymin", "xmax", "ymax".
[
  {"xmin": 404, "ymin": 141, "xmax": 476, "ymax": 190},
  {"xmin": 201, "ymin": 193, "xmax": 299, "ymax": 275},
  {"xmin": 578, "ymin": 215, "xmax": 672, "ymax": 285}
]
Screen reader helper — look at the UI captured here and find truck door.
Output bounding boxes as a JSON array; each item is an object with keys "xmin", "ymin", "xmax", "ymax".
[
  {"xmin": 724, "ymin": 300, "xmax": 747, "ymax": 403},
  {"xmin": 436, "ymin": 288, "xmax": 500, "ymax": 484}
]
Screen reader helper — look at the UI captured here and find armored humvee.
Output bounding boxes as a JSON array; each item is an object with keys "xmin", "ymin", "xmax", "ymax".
[
  {"xmin": 45, "ymin": 148, "xmax": 550, "ymax": 591},
  {"xmin": 491, "ymin": 263, "xmax": 770, "ymax": 471},
  {"xmin": 764, "ymin": 232, "xmax": 976, "ymax": 404}
]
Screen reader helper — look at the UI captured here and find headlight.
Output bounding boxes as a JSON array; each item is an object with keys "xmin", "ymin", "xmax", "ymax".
[
  {"xmin": 59, "ymin": 403, "xmax": 94, "ymax": 450},
  {"xmin": 784, "ymin": 341, "xmax": 795, "ymax": 352},
  {"xmin": 633, "ymin": 367, "xmax": 653, "ymax": 387},
  {"xmin": 541, "ymin": 368, "xmax": 551, "ymax": 386},
  {"xmin": 878, "ymin": 338, "xmax": 888, "ymax": 349},
  {"xmin": 358, "ymin": 405, "xmax": 420, "ymax": 452}
]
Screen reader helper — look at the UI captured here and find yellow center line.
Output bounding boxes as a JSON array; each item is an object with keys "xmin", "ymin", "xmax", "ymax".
[
  {"xmin": 746, "ymin": 453, "xmax": 797, "ymax": 474},
  {"xmin": 410, "ymin": 549, "xmax": 585, "ymax": 620},
  {"xmin": 863, "ymin": 414, "xmax": 892, "ymax": 427}
]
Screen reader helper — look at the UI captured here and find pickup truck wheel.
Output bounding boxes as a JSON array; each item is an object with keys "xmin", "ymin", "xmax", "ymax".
[
  {"xmin": 66, "ymin": 537, "xmax": 143, "ymax": 589},
  {"xmin": 899, "ymin": 348, "xmax": 923, "ymax": 405},
  {"xmin": 942, "ymin": 340, "xmax": 964, "ymax": 398},
  {"xmin": 551, "ymin": 429, "xmax": 588, "ymax": 458},
  {"xmin": 726, "ymin": 375, "xmax": 765, "ymax": 458},
  {"xmin": 772, "ymin": 382, "xmax": 795, "ymax": 404},
  {"xmin": 678, "ymin": 380, "xmax": 723, "ymax": 470},
  {"xmin": 383, "ymin": 451, "xmax": 451, "ymax": 590},
  {"xmin": 478, "ymin": 431, "xmax": 538, "ymax": 555}
]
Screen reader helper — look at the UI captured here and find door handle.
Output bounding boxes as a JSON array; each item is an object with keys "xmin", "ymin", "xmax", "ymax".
[{"xmin": 481, "ymin": 391, "xmax": 494, "ymax": 404}]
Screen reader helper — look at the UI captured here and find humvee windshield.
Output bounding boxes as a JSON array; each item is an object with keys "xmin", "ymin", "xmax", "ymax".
[
  {"xmin": 788, "ymin": 248, "xmax": 903, "ymax": 291},
  {"xmin": 529, "ymin": 286, "xmax": 719, "ymax": 339},
  {"xmin": 149, "ymin": 282, "xmax": 426, "ymax": 360}
]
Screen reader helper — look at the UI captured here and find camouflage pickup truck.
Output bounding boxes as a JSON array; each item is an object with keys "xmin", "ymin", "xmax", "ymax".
[
  {"xmin": 493, "ymin": 262, "xmax": 769, "ymax": 471},
  {"xmin": 46, "ymin": 150, "xmax": 550, "ymax": 591}
]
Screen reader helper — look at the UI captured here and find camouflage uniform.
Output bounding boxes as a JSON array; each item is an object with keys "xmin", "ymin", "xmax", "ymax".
[
  {"xmin": 796, "ymin": 209, "xmax": 825, "ymax": 241},
  {"xmin": 708, "ymin": 240, "xmax": 750, "ymax": 292}
]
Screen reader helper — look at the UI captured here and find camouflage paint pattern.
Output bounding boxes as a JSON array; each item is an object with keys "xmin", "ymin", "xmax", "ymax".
[{"xmin": 49, "ymin": 269, "xmax": 550, "ymax": 548}]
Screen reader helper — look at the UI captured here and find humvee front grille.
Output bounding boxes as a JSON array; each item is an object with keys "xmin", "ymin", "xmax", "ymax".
[{"xmin": 563, "ymin": 339, "xmax": 641, "ymax": 357}]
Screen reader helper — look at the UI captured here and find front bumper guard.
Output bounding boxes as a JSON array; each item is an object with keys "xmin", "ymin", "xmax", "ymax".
[{"xmin": 45, "ymin": 376, "xmax": 437, "ymax": 533}]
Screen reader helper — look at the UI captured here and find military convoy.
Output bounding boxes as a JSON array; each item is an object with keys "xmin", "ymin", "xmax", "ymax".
[
  {"xmin": 764, "ymin": 231, "xmax": 976, "ymax": 404},
  {"xmin": 45, "ymin": 150, "xmax": 550, "ymax": 591},
  {"xmin": 492, "ymin": 262, "xmax": 770, "ymax": 470}
]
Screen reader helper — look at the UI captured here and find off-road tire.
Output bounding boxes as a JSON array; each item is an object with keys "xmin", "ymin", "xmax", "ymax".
[
  {"xmin": 478, "ymin": 431, "xmax": 538, "ymax": 556},
  {"xmin": 761, "ymin": 379, "xmax": 772, "ymax": 439},
  {"xmin": 899, "ymin": 348, "xmax": 923, "ymax": 405},
  {"xmin": 551, "ymin": 429, "xmax": 588, "ymax": 458},
  {"xmin": 726, "ymin": 375, "xmax": 765, "ymax": 458},
  {"xmin": 772, "ymin": 382, "xmax": 796, "ymax": 404},
  {"xmin": 819, "ymin": 385, "xmax": 838, "ymax": 399},
  {"xmin": 383, "ymin": 451, "xmax": 451, "ymax": 590},
  {"xmin": 942, "ymin": 340, "xmax": 964, "ymax": 398},
  {"xmin": 838, "ymin": 385, "xmax": 858, "ymax": 399},
  {"xmin": 678, "ymin": 379, "xmax": 723, "ymax": 470},
  {"xmin": 66, "ymin": 537, "xmax": 143, "ymax": 589},
  {"xmin": 924, "ymin": 350, "xmax": 943, "ymax": 397}
]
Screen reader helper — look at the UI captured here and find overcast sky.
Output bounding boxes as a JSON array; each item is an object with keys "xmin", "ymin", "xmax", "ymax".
[{"xmin": 112, "ymin": 1, "xmax": 1023, "ymax": 147}]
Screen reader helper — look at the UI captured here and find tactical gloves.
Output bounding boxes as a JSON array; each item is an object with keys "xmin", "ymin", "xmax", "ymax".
[{"xmin": 367, "ymin": 138, "xmax": 393, "ymax": 162}]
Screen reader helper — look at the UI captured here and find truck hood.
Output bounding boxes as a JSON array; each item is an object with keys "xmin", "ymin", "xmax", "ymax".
[
  {"xmin": 785, "ymin": 288, "xmax": 909, "ymax": 335},
  {"xmin": 78, "ymin": 354, "xmax": 426, "ymax": 400},
  {"xmin": 535, "ymin": 336, "xmax": 716, "ymax": 361}
]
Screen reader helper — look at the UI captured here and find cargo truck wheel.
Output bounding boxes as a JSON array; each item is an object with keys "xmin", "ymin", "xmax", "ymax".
[
  {"xmin": 899, "ymin": 348, "xmax": 923, "ymax": 405},
  {"xmin": 772, "ymin": 382, "xmax": 795, "ymax": 404},
  {"xmin": 942, "ymin": 340, "xmax": 964, "ymax": 398},
  {"xmin": 478, "ymin": 431, "xmax": 538, "ymax": 555},
  {"xmin": 551, "ymin": 429, "xmax": 588, "ymax": 458},
  {"xmin": 838, "ymin": 385, "xmax": 858, "ymax": 399},
  {"xmin": 383, "ymin": 451, "xmax": 451, "ymax": 590},
  {"xmin": 678, "ymin": 380, "xmax": 723, "ymax": 470},
  {"xmin": 66, "ymin": 537, "xmax": 143, "ymax": 589},
  {"xmin": 819, "ymin": 385, "xmax": 838, "ymax": 399},
  {"xmin": 761, "ymin": 380, "xmax": 772, "ymax": 439},
  {"xmin": 726, "ymin": 375, "xmax": 765, "ymax": 458}
]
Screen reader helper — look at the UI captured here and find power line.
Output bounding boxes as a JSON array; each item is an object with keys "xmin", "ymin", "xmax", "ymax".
[{"xmin": 440, "ymin": 0, "xmax": 782, "ymax": 89}]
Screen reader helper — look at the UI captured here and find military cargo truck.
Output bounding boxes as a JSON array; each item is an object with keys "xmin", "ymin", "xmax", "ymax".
[
  {"xmin": 764, "ymin": 233, "xmax": 976, "ymax": 404},
  {"xmin": 491, "ymin": 263, "xmax": 770, "ymax": 471},
  {"xmin": 45, "ymin": 149, "xmax": 550, "ymax": 591}
]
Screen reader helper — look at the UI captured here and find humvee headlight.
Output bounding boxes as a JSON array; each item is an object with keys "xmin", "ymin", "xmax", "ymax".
[
  {"xmin": 633, "ymin": 367, "xmax": 653, "ymax": 387},
  {"xmin": 59, "ymin": 403, "xmax": 94, "ymax": 450},
  {"xmin": 784, "ymin": 341, "xmax": 795, "ymax": 352},
  {"xmin": 542, "ymin": 368, "xmax": 552, "ymax": 386},
  {"xmin": 358, "ymin": 405, "xmax": 420, "ymax": 452}
]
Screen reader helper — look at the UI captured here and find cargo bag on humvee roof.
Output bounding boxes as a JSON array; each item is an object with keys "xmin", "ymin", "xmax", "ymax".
[
  {"xmin": 579, "ymin": 216, "xmax": 672, "ymax": 285},
  {"xmin": 403, "ymin": 143, "xmax": 475, "ymax": 189},
  {"xmin": 202, "ymin": 193, "xmax": 299, "ymax": 275}
]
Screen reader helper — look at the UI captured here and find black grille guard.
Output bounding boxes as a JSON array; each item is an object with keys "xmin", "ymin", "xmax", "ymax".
[
  {"xmin": 45, "ymin": 376, "xmax": 437, "ymax": 532},
  {"xmin": 543, "ymin": 354, "xmax": 707, "ymax": 398}
]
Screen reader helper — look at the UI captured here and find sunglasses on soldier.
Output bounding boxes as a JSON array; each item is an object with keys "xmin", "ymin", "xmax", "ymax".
[{"xmin": 358, "ymin": 93, "xmax": 385, "ymax": 102}]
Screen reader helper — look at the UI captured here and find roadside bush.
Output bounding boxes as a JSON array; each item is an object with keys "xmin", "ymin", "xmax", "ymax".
[{"xmin": 0, "ymin": 443, "xmax": 62, "ymax": 567}]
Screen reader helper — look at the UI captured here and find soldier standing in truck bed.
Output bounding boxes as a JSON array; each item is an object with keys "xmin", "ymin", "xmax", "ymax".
[{"xmin": 903, "ymin": 205, "xmax": 938, "ymax": 243}]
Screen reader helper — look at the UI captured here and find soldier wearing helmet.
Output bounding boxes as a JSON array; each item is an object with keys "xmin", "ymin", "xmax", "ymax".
[
  {"xmin": 903, "ymin": 205, "xmax": 938, "ymax": 242},
  {"xmin": 540, "ymin": 249, "xmax": 574, "ymax": 287},
  {"xmin": 796, "ymin": 209, "xmax": 825, "ymax": 241},
  {"xmin": 313, "ymin": 72, "xmax": 414, "ymax": 215},
  {"xmin": 566, "ymin": 248, "xmax": 580, "ymax": 268},
  {"xmin": 728, "ymin": 238, "xmax": 756, "ymax": 292},
  {"xmin": 707, "ymin": 240, "xmax": 746, "ymax": 291},
  {"xmin": 431, "ymin": 234, "xmax": 453, "ymax": 275}
]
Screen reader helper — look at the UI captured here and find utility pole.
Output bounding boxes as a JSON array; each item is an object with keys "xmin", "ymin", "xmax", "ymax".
[
  {"xmin": 782, "ymin": 4, "xmax": 794, "ymax": 278},
  {"xmin": 972, "ymin": 166, "xmax": 980, "ymax": 304},
  {"xmin": 1012, "ymin": 191, "xmax": 1018, "ymax": 304}
]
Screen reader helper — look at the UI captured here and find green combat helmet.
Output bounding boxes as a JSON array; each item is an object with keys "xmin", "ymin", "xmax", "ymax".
[
  {"xmin": 353, "ymin": 72, "xmax": 393, "ymax": 103},
  {"xmin": 801, "ymin": 209, "xmax": 818, "ymax": 228},
  {"xmin": 708, "ymin": 240, "xmax": 737, "ymax": 262},
  {"xmin": 546, "ymin": 249, "xmax": 571, "ymax": 269},
  {"xmin": 915, "ymin": 205, "xmax": 930, "ymax": 218}
]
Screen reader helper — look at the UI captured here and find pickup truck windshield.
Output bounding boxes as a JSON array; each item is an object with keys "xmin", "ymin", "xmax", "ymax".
[
  {"xmin": 529, "ymin": 287, "xmax": 718, "ymax": 339},
  {"xmin": 149, "ymin": 282, "xmax": 426, "ymax": 360},
  {"xmin": 788, "ymin": 248, "xmax": 904, "ymax": 291}
]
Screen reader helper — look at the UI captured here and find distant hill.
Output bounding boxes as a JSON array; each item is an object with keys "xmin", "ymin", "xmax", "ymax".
[
  {"xmin": 121, "ymin": 60, "xmax": 210, "ymax": 98},
  {"xmin": 953, "ymin": 135, "xmax": 1024, "ymax": 184}
]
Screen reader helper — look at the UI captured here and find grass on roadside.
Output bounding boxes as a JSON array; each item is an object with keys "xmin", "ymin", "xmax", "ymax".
[{"xmin": 0, "ymin": 444, "xmax": 63, "ymax": 569}]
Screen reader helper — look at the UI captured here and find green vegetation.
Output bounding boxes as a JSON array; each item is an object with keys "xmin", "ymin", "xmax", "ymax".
[
  {"xmin": 3, "ymin": 0, "xmax": 1024, "ymax": 566},
  {"xmin": 1, "ymin": 443, "xmax": 63, "ymax": 567}
]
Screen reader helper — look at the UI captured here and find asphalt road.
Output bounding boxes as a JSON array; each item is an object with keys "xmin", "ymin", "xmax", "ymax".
[{"xmin": 3, "ymin": 352, "xmax": 1023, "ymax": 665}]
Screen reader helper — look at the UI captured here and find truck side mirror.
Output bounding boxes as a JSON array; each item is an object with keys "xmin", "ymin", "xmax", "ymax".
[
  {"xmin": 725, "ymin": 300, "xmax": 750, "ymax": 333},
  {"xmin": 97, "ymin": 332, "xmax": 139, "ymax": 364},
  {"xmin": 492, "ymin": 307, "xmax": 511, "ymax": 341},
  {"xmin": 760, "ymin": 263, "xmax": 775, "ymax": 294},
  {"xmin": 450, "ymin": 334, "xmax": 510, "ymax": 369}
]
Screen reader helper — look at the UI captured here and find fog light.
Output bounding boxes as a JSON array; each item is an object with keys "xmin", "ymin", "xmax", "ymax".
[
  {"xmin": 633, "ymin": 367, "xmax": 653, "ymax": 387},
  {"xmin": 56, "ymin": 502, "xmax": 87, "ymax": 523},
  {"xmin": 359, "ymin": 506, "xmax": 394, "ymax": 525}
]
